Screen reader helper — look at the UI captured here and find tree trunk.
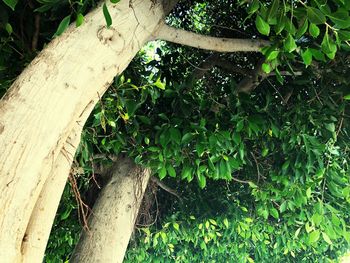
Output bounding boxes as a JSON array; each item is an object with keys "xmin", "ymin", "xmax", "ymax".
[
  {"xmin": 70, "ymin": 156, "xmax": 150, "ymax": 263},
  {"xmin": 0, "ymin": 1, "xmax": 175, "ymax": 262}
]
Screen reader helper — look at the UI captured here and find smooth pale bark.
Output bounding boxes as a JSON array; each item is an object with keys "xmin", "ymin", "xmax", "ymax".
[
  {"xmin": 0, "ymin": 1, "xmax": 175, "ymax": 262},
  {"xmin": 70, "ymin": 157, "xmax": 150, "ymax": 263},
  {"xmin": 155, "ymin": 23, "xmax": 270, "ymax": 52},
  {"xmin": 20, "ymin": 97, "xmax": 95, "ymax": 263}
]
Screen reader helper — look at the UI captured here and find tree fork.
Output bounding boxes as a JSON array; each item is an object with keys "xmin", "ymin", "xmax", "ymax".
[{"xmin": 0, "ymin": 1, "xmax": 177, "ymax": 261}]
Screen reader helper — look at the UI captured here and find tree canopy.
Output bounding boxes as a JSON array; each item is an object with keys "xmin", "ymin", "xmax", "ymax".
[{"xmin": 1, "ymin": 0, "xmax": 350, "ymax": 262}]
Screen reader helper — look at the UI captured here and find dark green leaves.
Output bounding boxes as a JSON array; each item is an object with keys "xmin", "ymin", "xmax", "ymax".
[
  {"xmin": 54, "ymin": 15, "xmax": 71, "ymax": 37},
  {"xmin": 110, "ymin": 0, "xmax": 120, "ymax": 3},
  {"xmin": 328, "ymin": 9, "xmax": 350, "ymax": 29},
  {"xmin": 2, "ymin": 0, "xmax": 18, "ymax": 10},
  {"xmin": 103, "ymin": 3, "xmax": 112, "ymax": 28},
  {"xmin": 255, "ymin": 15, "xmax": 270, "ymax": 36},
  {"xmin": 307, "ymin": 7, "xmax": 326, "ymax": 25}
]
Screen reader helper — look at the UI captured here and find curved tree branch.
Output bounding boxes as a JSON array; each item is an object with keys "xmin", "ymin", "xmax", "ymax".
[{"xmin": 155, "ymin": 23, "xmax": 270, "ymax": 52}]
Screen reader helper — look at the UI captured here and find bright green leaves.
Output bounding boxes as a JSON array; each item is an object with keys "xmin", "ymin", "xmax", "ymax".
[
  {"xmin": 261, "ymin": 63, "xmax": 271, "ymax": 73},
  {"xmin": 321, "ymin": 31, "xmax": 337, "ymax": 59},
  {"xmin": 308, "ymin": 230, "xmax": 320, "ymax": 243},
  {"xmin": 167, "ymin": 164, "xmax": 176, "ymax": 178},
  {"xmin": 159, "ymin": 166, "xmax": 167, "ymax": 180},
  {"xmin": 301, "ymin": 48, "xmax": 312, "ymax": 66},
  {"xmin": 2, "ymin": 0, "xmax": 18, "ymax": 10},
  {"xmin": 54, "ymin": 15, "xmax": 71, "ymax": 37},
  {"xmin": 307, "ymin": 7, "xmax": 326, "ymax": 25},
  {"xmin": 197, "ymin": 173, "xmax": 206, "ymax": 189},
  {"xmin": 255, "ymin": 15, "xmax": 270, "ymax": 36},
  {"xmin": 76, "ymin": 13, "xmax": 84, "ymax": 27},
  {"xmin": 284, "ymin": 34, "xmax": 297, "ymax": 53},
  {"xmin": 309, "ymin": 23, "xmax": 320, "ymax": 38},
  {"xmin": 103, "ymin": 3, "xmax": 112, "ymax": 28}
]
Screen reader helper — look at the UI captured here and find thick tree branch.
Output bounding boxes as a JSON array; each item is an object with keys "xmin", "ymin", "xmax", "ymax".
[{"xmin": 155, "ymin": 23, "xmax": 270, "ymax": 52}]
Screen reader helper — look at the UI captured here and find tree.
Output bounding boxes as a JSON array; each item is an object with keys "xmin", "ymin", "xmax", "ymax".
[{"xmin": 0, "ymin": 0, "xmax": 350, "ymax": 262}]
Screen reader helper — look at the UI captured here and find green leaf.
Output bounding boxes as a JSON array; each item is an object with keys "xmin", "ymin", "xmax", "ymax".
[
  {"xmin": 307, "ymin": 7, "xmax": 326, "ymax": 25},
  {"xmin": 270, "ymin": 207, "xmax": 279, "ymax": 219},
  {"xmin": 103, "ymin": 3, "xmax": 112, "ymax": 28},
  {"xmin": 248, "ymin": 181, "xmax": 258, "ymax": 188},
  {"xmin": 236, "ymin": 120, "xmax": 244, "ymax": 132},
  {"xmin": 181, "ymin": 166, "xmax": 192, "ymax": 180},
  {"xmin": 284, "ymin": 34, "xmax": 297, "ymax": 53},
  {"xmin": 110, "ymin": 0, "xmax": 120, "ymax": 3},
  {"xmin": 296, "ymin": 19, "xmax": 308, "ymax": 39},
  {"xmin": 54, "ymin": 15, "xmax": 71, "ymax": 37},
  {"xmin": 248, "ymin": 0, "xmax": 259, "ymax": 15},
  {"xmin": 169, "ymin": 128, "xmax": 181, "ymax": 143},
  {"xmin": 310, "ymin": 48, "xmax": 326, "ymax": 61},
  {"xmin": 339, "ymin": 30, "xmax": 350, "ymax": 41},
  {"xmin": 266, "ymin": 50, "xmax": 279, "ymax": 61},
  {"xmin": 321, "ymin": 31, "xmax": 337, "ymax": 57},
  {"xmin": 325, "ymin": 123, "xmax": 335, "ymax": 132},
  {"xmin": 309, "ymin": 23, "xmax": 320, "ymax": 38},
  {"xmin": 322, "ymin": 232, "xmax": 333, "ymax": 245},
  {"xmin": 267, "ymin": 0, "xmax": 279, "ymax": 24},
  {"xmin": 262, "ymin": 148, "xmax": 269, "ymax": 157},
  {"xmin": 181, "ymin": 133, "xmax": 194, "ymax": 144},
  {"xmin": 344, "ymin": 94, "xmax": 350, "ymax": 100},
  {"xmin": 309, "ymin": 230, "xmax": 320, "ymax": 243},
  {"xmin": 301, "ymin": 48, "xmax": 312, "ymax": 66},
  {"xmin": 76, "ymin": 13, "xmax": 84, "ymax": 27},
  {"xmin": 275, "ymin": 11, "xmax": 286, "ymax": 34},
  {"xmin": 167, "ymin": 164, "xmax": 176, "ymax": 178},
  {"xmin": 262, "ymin": 63, "xmax": 271, "ymax": 73},
  {"xmin": 256, "ymin": 15, "xmax": 270, "ymax": 36},
  {"xmin": 197, "ymin": 173, "xmax": 206, "ymax": 189},
  {"xmin": 159, "ymin": 166, "xmax": 167, "ymax": 180},
  {"xmin": 5, "ymin": 23, "xmax": 12, "ymax": 35},
  {"xmin": 2, "ymin": 0, "xmax": 18, "ymax": 10},
  {"xmin": 328, "ymin": 9, "xmax": 350, "ymax": 29}
]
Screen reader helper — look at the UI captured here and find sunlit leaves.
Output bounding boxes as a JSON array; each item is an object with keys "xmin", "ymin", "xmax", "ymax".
[
  {"xmin": 54, "ymin": 15, "xmax": 71, "ymax": 37},
  {"xmin": 255, "ymin": 15, "xmax": 270, "ymax": 36},
  {"xmin": 76, "ymin": 13, "xmax": 84, "ymax": 27}
]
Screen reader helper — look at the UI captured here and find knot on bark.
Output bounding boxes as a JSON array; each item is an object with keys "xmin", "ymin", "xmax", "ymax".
[{"xmin": 97, "ymin": 26, "xmax": 124, "ymax": 52}]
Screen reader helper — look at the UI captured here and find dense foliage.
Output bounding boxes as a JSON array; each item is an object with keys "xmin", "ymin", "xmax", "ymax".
[{"xmin": 1, "ymin": 0, "xmax": 350, "ymax": 262}]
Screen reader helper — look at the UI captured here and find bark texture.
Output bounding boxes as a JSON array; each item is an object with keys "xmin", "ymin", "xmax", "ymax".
[
  {"xmin": 0, "ymin": 1, "xmax": 174, "ymax": 262},
  {"xmin": 70, "ymin": 156, "xmax": 150, "ymax": 263}
]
